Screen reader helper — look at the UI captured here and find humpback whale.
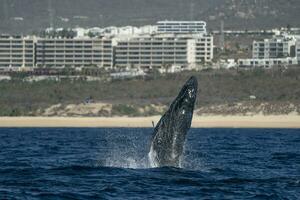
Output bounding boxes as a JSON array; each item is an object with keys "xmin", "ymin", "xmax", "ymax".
[{"xmin": 149, "ymin": 76, "xmax": 198, "ymax": 167}]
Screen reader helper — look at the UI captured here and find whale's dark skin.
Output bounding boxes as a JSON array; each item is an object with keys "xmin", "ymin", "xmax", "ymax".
[{"xmin": 149, "ymin": 76, "xmax": 198, "ymax": 167}]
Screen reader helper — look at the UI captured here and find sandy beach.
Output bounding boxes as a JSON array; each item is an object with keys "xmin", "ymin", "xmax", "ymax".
[{"xmin": 0, "ymin": 115, "xmax": 299, "ymax": 128}]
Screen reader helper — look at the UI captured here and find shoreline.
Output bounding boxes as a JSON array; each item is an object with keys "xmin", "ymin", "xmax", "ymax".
[{"xmin": 0, "ymin": 115, "xmax": 299, "ymax": 128}]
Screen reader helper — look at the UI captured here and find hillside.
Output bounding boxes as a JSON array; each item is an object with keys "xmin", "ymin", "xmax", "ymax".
[
  {"xmin": 0, "ymin": 68, "xmax": 300, "ymax": 117},
  {"xmin": 1, "ymin": 0, "xmax": 300, "ymax": 34}
]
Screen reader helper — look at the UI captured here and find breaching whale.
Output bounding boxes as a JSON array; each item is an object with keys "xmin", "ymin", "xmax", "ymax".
[{"xmin": 149, "ymin": 76, "xmax": 198, "ymax": 167}]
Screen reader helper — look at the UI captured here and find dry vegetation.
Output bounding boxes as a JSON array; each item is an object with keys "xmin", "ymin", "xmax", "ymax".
[{"xmin": 0, "ymin": 68, "xmax": 300, "ymax": 116}]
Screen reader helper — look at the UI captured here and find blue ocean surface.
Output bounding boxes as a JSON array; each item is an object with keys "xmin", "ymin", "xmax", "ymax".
[{"xmin": 0, "ymin": 128, "xmax": 299, "ymax": 199}]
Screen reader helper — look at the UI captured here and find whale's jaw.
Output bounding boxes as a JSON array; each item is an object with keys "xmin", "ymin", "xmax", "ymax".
[{"xmin": 149, "ymin": 76, "xmax": 198, "ymax": 168}]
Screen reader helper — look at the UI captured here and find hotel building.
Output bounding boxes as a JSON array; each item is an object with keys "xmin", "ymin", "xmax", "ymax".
[
  {"xmin": 239, "ymin": 34, "xmax": 300, "ymax": 68},
  {"xmin": 0, "ymin": 35, "xmax": 35, "ymax": 69},
  {"xmin": 238, "ymin": 57, "xmax": 298, "ymax": 68},
  {"xmin": 157, "ymin": 21, "xmax": 206, "ymax": 34},
  {"xmin": 252, "ymin": 37, "xmax": 295, "ymax": 59},
  {"xmin": 297, "ymin": 40, "xmax": 300, "ymax": 63},
  {"xmin": 35, "ymin": 37, "xmax": 113, "ymax": 68},
  {"xmin": 114, "ymin": 34, "xmax": 213, "ymax": 68},
  {"xmin": 0, "ymin": 21, "xmax": 214, "ymax": 71}
]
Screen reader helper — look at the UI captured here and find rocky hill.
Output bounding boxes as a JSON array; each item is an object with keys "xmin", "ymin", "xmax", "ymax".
[{"xmin": 1, "ymin": 0, "xmax": 299, "ymax": 34}]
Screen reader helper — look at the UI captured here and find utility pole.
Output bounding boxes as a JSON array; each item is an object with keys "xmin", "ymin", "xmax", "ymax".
[
  {"xmin": 2, "ymin": 0, "xmax": 10, "ymax": 32},
  {"xmin": 219, "ymin": 20, "xmax": 225, "ymax": 51},
  {"xmin": 48, "ymin": 0, "xmax": 55, "ymax": 29},
  {"xmin": 189, "ymin": 0, "xmax": 195, "ymax": 21}
]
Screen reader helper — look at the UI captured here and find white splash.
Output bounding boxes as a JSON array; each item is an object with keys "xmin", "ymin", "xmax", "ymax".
[
  {"xmin": 148, "ymin": 145, "xmax": 158, "ymax": 168},
  {"xmin": 104, "ymin": 155, "xmax": 149, "ymax": 169}
]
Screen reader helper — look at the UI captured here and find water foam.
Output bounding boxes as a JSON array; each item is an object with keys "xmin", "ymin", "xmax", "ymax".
[{"xmin": 148, "ymin": 145, "xmax": 158, "ymax": 168}]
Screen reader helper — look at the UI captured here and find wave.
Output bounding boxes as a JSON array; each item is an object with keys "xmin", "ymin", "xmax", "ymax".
[{"xmin": 271, "ymin": 152, "xmax": 300, "ymax": 161}]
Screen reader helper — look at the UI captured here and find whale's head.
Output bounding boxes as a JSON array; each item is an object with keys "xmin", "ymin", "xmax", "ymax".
[{"xmin": 169, "ymin": 76, "xmax": 198, "ymax": 132}]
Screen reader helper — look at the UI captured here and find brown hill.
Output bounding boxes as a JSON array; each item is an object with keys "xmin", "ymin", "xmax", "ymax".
[{"xmin": 1, "ymin": 0, "xmax": 299, "ymax": 34}]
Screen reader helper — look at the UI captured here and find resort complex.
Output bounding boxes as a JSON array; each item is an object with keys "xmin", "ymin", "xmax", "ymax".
[
  {"xmin": 1, "ymin": 20, "xmax": 300, "ymax": 73},
  {"xmin": 0, "ymin": 21, "xmax": 213, "ymax": 72}
]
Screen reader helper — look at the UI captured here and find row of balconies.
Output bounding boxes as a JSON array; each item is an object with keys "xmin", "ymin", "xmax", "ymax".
[
  {"xmin": 35, "ymin": 55, "xmax": 112, "ymax": 58},
  {"xmin": 115, "ymin": 51, "xmax": 186, "ymax": 54},
  {"xmin": 195, "ymin": 56, "xmax": 212, "ymax": 60},
  {"xmin": 0, "ymin": 47, "xmax": 33, "ymax": 50},
  {"xmin": 36, "ymin": 51, "xmax": 112, "ymax": 54},
  {"xmin": 35, "ymin": 63, "xmax": 111, "ymax": 67},
  {"xmin": 0, "ymin": 40, "xmax": 33, "ymax": 43},
  {"xmin": 158, "ymin": 26, "xmax": 205, "ymax": 29},
  {"xmin": 37, "ymin": 41, "xmax": 111, "ymax": 46},
  {"xmin": 36, "ymin": 60, "xmax": 113, "ymax": 63},
  {"xmin": 0, "ymin": 43, "xmax": 24, "ymax": 46},
  {"xmin": 0, "ymin": 53, "xmax": 34, "ymax": 56},
  {"xmin": 195, "ymin": 43, "xmax": 210, "ymax": 46},
  {"xmin": 115, "ymin": 59, "xmax": 187, "ymax": 62},
  {"xmin": 36, "ymin": 60, "xmax": 103, "ymax": 63},
  {"xmin": 158, "ymin": 24, "xmax": 205, "ymax": 27},
  {"xmin": 115, "ymin": 55, "xmax": 187, "ymax": 58},
  {"xmin": 36, "ymin": 52, "xmax": 112, "ymax": 57},
  {"xmin": 37, "ymin": 45, "xmax": 93, "ymax": 48},
  {"xmin": 115, "ymin": 61, "xmax": 187, "ymax": 65},
  {"xmin": 37, "ymin": 55, "xmax": 113, "ymax": 59},
  {"xmin": 118, "ymin": 42, "xmax": 187, "ymax": 45},
  {"xmin": 36, "ymin": 57, "xmax": 112, "ymax": 61},
  {"xmin": 36, "ymin": 46, "xmax": 111, "ymax": 50},
  {"xmin": 157, "ymin": 27, "xmax": 205, "ymax": 30},
  {"xmin": 0, "ymin": 50, "xmax": 32, "ymax": 54},
  {"xmin": 36, "ymin": 49, "xmax": 112, "ymax": 53},
  {"xmin": 115, "ymin": 55, "xmax": 187, "ymax": 59},
  {"xmin": 0, "ymin": 61, "xmax": 33, "ymax": 64},
  {"xmin": 36, "ymin": 56, "xmax": 112, "ymax": 59},
  {"xmin": 125, "ymin": 52, "xmax": 186, "ymax": 55},
  {"xmin": 195, "ymin": 48, "xmax": 212, "ymax": 51},
  {"xmin": 37, "ymin": 40, "xmax": 110, "ymax": 44},
  {"xmin": 115, "ymin": 48, "xmax": 187, "ymax": 51},
  {"xmin": 195, "ymin": 53, "xmax": 211, "ymax": 56},
  {"xmin": 0, "ymin": 57, "xmax": 33, "ymax": 60},
  {"xmin": 129, "ymin": 38, "xmax": 190, "ymax": 42},
  {"xmin": 0, "ymin": 64, "xmax": 26, "ymax": 67}
]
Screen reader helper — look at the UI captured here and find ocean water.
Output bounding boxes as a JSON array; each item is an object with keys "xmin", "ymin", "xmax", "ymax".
[{"xmin": 0, "ymin": 128, "xmax": 299, "ymax": 199}]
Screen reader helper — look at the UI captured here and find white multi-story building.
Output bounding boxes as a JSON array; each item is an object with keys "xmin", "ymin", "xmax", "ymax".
[
  {"xmin": 239, "ymin": 34, "xmax": 300, "ymax": 68},
  {"xmin": 296, "ymin": 40, "xmax": 300, "ymax": 63},
  {"xmin": 238, "ymin": 57, "xmax": 298, "ymax": 68},
  {"xmin": 35, "ymin": 37, "xmax": 113, "ymax": 68},
  {"xmin": 113, "ymin": 33, "xmax": 213, "ymax": 69},
  {"xmin": 100, "ymin": 25, "xmax": 157, "ymax": 36},
  {"xmin": 252, "ymin": 37, "xmax": 296, "ymax": 59},
  {"xmin": 157, "ymin": 21, "xmax": 206, "ymax": 34},
  {"xmin": 0, "ymin": 21, "xmax": 213, "ymax": 71},
  {"xmin": 187, "ymin": 36, "xmax": 213, "ymax": 66},
  {"xmin": 0, "ymin": 35, "xmax": 35, "ymax": 70}
]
